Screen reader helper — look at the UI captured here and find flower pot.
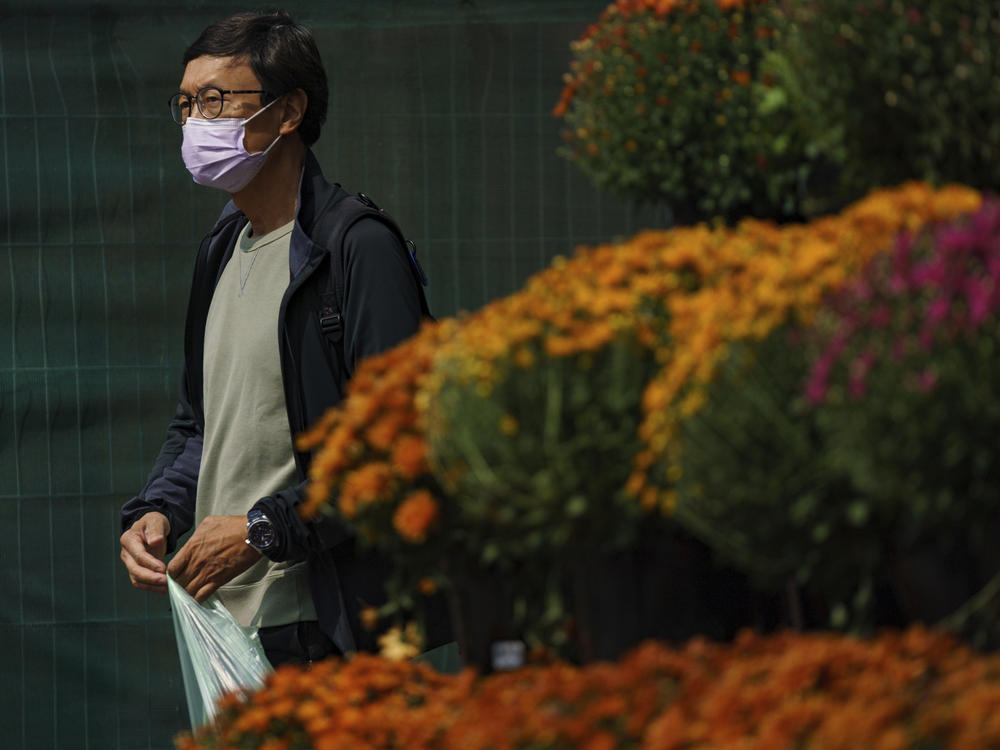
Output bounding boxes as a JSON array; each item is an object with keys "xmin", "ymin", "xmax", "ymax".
[
  {"xmin": 446, "ymin": 564, "xmax": 521, "ymax": 673},
  {"xmin": 571, "ymin": 522, "xmax": 772, "ymax": 662}
]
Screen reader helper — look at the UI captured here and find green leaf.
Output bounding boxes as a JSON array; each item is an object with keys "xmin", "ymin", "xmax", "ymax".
[
  {"xmin": 757, "ymin": 86, "xmax": 788, "ymax": 116},
  {"xmin": 846, "ymin": 501, "xmax": 870, "ymax": 527},
  {"xmin": 566, "ymin": 495, "xmax": 588, "ymax": 518},
  {"xmin": 830, "ymin": 603, "xmax": 849, "ymax": 629}
]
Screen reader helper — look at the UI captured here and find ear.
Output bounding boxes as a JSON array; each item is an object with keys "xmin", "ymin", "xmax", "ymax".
[{"xmin": 278, "ymin": 88, "xmax": 308, "ymax": 136}]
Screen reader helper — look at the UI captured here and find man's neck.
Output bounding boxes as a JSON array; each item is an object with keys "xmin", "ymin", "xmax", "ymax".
[{"xmin": 232, "ymin": 139, "xmax": 307, "ymax": 236}]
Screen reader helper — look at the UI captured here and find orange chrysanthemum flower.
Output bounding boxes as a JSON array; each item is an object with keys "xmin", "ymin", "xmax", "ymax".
[
  {"xmin": 178, "ymin": 626, "xmax": 1000, "ymax": 750},
  {"xmin": 392, "ymin": 489, "xmax": 440, "ymax": 543},
  {"xmin": 391, "ymin": 434, "xmax": 428, "ymax": 480}
]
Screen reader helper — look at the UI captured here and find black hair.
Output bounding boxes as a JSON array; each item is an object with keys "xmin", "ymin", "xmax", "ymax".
[{"xmin": 183, "ymin": 10, "xmax": 328, "ymax": 146}]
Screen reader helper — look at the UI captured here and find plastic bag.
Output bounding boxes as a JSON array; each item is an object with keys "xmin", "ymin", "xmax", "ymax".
[{"xmin": 167, "ymin": 575, "xmax": 272, "ymax": 729}]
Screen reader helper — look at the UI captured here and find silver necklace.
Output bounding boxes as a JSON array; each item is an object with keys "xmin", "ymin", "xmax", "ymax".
[{"xmin": 239, "ymin": 246, "xmax": 260, "ymax": 297}]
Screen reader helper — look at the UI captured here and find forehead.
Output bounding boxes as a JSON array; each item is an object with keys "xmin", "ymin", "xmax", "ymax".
[{"xmin": 179, "ymin": 55, "xmax": 259, "ymax": 93}]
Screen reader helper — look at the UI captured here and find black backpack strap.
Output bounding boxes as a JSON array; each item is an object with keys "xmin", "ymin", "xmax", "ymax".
[{"xmin": 314, "ymin": 192, "xmax": 432, "ymax": 357}]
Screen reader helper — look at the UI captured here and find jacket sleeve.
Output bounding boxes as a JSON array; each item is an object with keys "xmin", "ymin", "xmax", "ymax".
[
  {"xmin": 340, "ymin": 217, "xmax": 425, "ymax": 369},
  {"xmin": 253, "ymin": 217, "xmax": 425, "ymax": 562},
  {"xmin": 120, "ymin": 370, "xmax": 201, "ymax": 553},
  {"xmin": 253, "ymin": 482, "xmax": 350, "ymax": 562}
]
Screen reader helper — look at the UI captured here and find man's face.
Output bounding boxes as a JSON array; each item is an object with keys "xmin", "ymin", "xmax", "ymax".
[{"xmin": 178, "ymin": 55, "xmax": 282, "ymax": 154}]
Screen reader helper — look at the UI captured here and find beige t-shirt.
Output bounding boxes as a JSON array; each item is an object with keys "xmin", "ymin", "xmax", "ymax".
[{"xmin": 196, "ymin": 218, "xmax": 316, "ymax": 629}]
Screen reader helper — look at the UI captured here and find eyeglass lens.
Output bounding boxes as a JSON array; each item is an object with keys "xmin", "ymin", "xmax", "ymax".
[{"xmin": 168, "ymin": 87, "xmax": 227, "ymax": 124}]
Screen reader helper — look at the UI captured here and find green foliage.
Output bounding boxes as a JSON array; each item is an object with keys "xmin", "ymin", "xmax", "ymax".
[
  {"xmin": 556, "ymin": 0, "xmax": 1000, "ymax": 222},
  {"xmin": 675, "ymin": 204, "xmax": 1000, "ymax": 639},
  {"xmin": 673, "ymin": 329, "xmax": 886, "ymax": 628},
  {"xmin": 771, "ymin": 0, "xmax": 1000, "ymax": 208},
  {"xmin": 426, "ymin": 330, "xmax": 661, "ymax": 646},
  {"xmin": 429, "ymin": 330, "xmax": 658, "ymax": 557},
  {"xmin": 554, "ymin": 1, "xmax": 824, "ymax": 223}
]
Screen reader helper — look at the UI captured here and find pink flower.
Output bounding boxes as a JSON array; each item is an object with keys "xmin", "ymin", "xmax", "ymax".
[
  {"xmin": 935, "ymin": 225, "xmax": 976, "ymax": 257},
  {"xmin": 851, "ymin": 278, "xmax": 874, "ymax": 303},
  {"xmin": 915, "ymin": 368, "xmax": 938, "ymax": 393},
  {"xmin": 987, "ymin": 256, "xmax": 1000, "ymax": 283},
  {"xmin": 805, "ymin": 375, "xmax": 829, "ymax": 406},
  {"xmin": 870, "ymin": 305, "xmax": 892, "ymax": 329},
  {"xmin": 964, "ymin": 276, "xmax": 994, "ymax": 325},
  {"xmin": 828, "ymin": 330, "xmax": 850, "ymax": 358},
  {"xmin": 926, "ymin": 295, "xmax": 951, "ymax": 326},
  {"xmin": 847, "ymin": 350, "xmax": 876, "ymax": 400},
  {"xmin": 805, "ymin": 354, "xmax": 834, "ymax": 406},
  {"xmin": 889, "ymin": 233, "xmax": 915, "ymax": 293},
  {"xmin": 911, "ymin": 260, "xmax": 945, "ymax": 288}
]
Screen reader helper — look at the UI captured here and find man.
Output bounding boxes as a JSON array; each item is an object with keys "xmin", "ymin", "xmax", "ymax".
[{"xmin": 119, "ymin": 10, "xmax": 440, "ymax": 666}]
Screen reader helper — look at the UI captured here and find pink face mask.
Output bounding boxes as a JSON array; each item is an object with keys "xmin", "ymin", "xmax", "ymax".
[{"xmin": 181, "ymin": 99, "xmax": 281, "ymax": 193}]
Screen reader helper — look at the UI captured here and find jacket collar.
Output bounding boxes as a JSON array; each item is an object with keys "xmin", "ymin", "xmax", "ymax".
[
  {"xmin": 290, "ymin": 150, "xmax": 344, "ymax": 277},
  {"xmin": 207, "ymin": 150, "xmax": 346, "ymax": 278}
]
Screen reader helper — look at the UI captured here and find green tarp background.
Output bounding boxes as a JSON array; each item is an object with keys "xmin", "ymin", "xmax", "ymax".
[{"xmin": 0, "ymin": 2, "xmax": 664, "ymax": 747}]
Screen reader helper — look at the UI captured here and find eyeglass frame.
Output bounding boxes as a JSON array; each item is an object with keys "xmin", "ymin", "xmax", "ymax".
[{"xmin": 167, "ymin": 86, "xmax": 276, "ymax": 125}]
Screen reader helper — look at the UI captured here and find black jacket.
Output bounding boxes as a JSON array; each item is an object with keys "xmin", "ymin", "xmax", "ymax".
[{"xmin": 122, "ymin": 151, "xmax": 443, "ymax": 653}]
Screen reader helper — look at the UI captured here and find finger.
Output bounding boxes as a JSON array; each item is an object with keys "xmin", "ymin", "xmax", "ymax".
[
  {"xmin": 121, "ymin": 548, "xmax": 168, "ymax": 589},
  {"xmin": 122, "ymin": 538, "xmax": 167, "ymax": 574},
  {"xmin": 193, "ymin": 581, "xmax": 218, "ymax": 603},
  {"xmin": 180, "ymin": 567, "xmax": 208, "ymax": 600},
  {"xmin": 143, "ymin": 525, "xmax": 168, "ymax": 560},
  {"xmin": 120, "ymin": 530, "xmax": 167, "ymax": 573},
  {"xmin": 166, "ymin": 549, "xmax": 191, "ymax": 587}
]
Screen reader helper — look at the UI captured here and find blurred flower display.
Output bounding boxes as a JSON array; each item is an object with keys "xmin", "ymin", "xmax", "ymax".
[
  {"xmin": 178, "ymin": 627, "xmax": 1000, "ymax": 750},
  {"xmin": 555, "ymin": 0, "xmax": 1000, "ymax": 223},
  {"xmin": 670, "ymin": 187, "xmax": 992, "ymax": 631},
  {"xmin": 807, "ymin": 199, "xmax": 1000, "ymax": 639},
  {"xmin": 297, "ymin": 182, "xmax": 981, "ymax": 660},
  {"xmin": 265, "ymin": 0, "xmax": 1000, "ymax": 744},
  {"xmin": 296, "ymin": 320, "xmax": 456, "ymax": 628},
  {"xmin": 639, "ymin": 182, "xmax": 981, "ymax": 509},
  {"xmin": 553, "ymin": 0, "xmax": 820, "ymax": 222},
  {"xmin": 773, "ymin": 0, "xmax": 1000, "ymax": 211}
]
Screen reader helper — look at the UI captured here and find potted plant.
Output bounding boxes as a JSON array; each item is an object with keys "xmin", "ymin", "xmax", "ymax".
[
  {"xmin": 805, "ymin": 198, "xmax": 1000, "ymax": 642},
  {"xmin": 553, "ymin": 0, "xmax": 824, "ymax": 223},
  {"xmin": 669, "ymin": 183, "xmax": 986, "ymax": 631},
  {"xmin": 772, "ymin": 0, "xmax": 1000, "ymax": 210}
]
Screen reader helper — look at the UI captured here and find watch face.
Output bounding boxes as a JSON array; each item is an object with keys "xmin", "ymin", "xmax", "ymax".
[{"xmin": 248, "ymin": 520, "xmax": 275, "ymax": 550}]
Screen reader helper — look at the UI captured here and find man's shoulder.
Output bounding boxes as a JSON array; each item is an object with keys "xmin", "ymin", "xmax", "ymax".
[
  {"xmin": 343, "ymin": 214, "xmax": 402, "ymax": 249},
  {"xmin": 310, "ymin": 193, "xmax": 404, "ymax": 255}
]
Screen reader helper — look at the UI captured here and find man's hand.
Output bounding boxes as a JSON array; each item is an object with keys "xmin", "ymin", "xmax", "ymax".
[
  {"xmin": 120, "ymin": 511, "xmax": 171, "ymax": 595},
  {"xmin": 167, "ymin": 515, "xmax": 261, "ymax": 602}
]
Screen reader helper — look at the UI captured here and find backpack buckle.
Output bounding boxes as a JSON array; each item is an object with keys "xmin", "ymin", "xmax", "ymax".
[
  {"xmin": 357, "ymin": 193, "xmax": 381, "ymax": 211},
  {"xmin": 319, "ymin": 307, "xmax": 343, "ymax": 343}
]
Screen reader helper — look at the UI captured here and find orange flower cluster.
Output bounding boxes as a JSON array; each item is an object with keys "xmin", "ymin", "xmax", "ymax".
[
  {"xmin": 631, "ymin": 182, "xmax": 980, "ymax": 502},
  {"xmin": 300, "ymin": 183, "xmax": 980, "ymax": 553},
  {"xmin": 177, "ymin": 627, "xmax": 1000, "ymax": 750},
  {"xmin": 175, "ymin": 653, "xmax": 470, "ymax": 750},
  {"xmin": 296, "ymin": 319, "xmax": 455, "ymax": 527},
  {"xmin": 425, "ymin": 183, "xmax": 980, "ymax": 512},
  {"xmin": 392, "ymin": 489, "xmax": 439, "ymax": 544}
]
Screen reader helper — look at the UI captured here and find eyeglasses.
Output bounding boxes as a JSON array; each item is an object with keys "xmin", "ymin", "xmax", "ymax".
[{"xmin": 167, "ymin": 86, "xmax": 272, "ymax": 124}]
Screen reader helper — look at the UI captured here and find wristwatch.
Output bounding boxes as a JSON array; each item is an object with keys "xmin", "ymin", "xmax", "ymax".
[{"xmin": 245, "ymin": 508, "xmax": 276, "ymax": 552}]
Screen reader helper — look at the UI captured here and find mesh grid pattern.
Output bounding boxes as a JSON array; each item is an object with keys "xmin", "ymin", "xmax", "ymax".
[{"xmin": 0, "ymin": 3, "xmax": 663, "ymax": 746}]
